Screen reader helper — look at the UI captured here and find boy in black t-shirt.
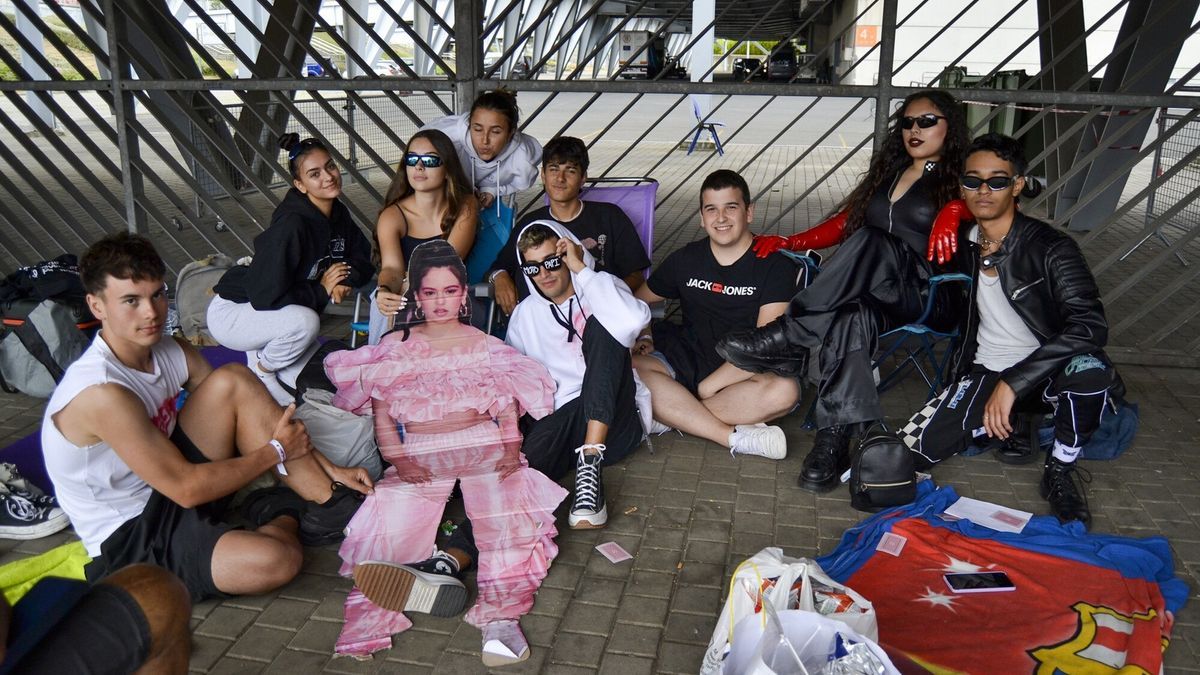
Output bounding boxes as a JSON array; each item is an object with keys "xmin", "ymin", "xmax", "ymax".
[
  {"xmin": 632, "ymin": 170, "xmax": 799, "ymax": 459},
  {"xmin": 487, "ymin": 136, "xmax": 651, "ymax": 315}
]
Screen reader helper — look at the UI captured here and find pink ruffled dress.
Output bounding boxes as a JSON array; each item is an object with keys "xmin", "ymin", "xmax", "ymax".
[{"xmin": 324, "ymin": 330, "xmax": 566, "ymax": 657}]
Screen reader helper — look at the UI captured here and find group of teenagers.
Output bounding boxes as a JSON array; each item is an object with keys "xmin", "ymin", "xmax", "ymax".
[{"xmin": 14, "ymin": 87, "xmax": 1124, "ymax": 671}]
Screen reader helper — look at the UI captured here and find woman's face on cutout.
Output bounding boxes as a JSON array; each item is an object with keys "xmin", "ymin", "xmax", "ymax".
[{"xmin": 415, "ymin": 265, "xmax": 466, "ymax": 323}]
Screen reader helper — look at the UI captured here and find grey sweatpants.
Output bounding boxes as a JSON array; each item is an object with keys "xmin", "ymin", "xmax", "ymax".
[{"xmin": 207, "ymin": 296, "xmax": 321, "ymax": 384}]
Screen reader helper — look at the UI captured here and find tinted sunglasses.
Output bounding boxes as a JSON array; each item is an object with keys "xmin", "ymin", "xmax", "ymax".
[
  {"xmin": 899, "ymin": 114, "xmax": 946, "ymax": 130},
  {"xmin": 403, "ymin": 153, "xmax": 444, "ymax": 168},
  {"xmin": 521, "ymin": 254, "xmax": 564, "ymax": 277},
  {"xmin": 961, "ymin": 175, "xmax": 1018, "ymax": 191},
  {"xmin": 288, "ymin": 138, "xmax": 322, "ymax": 160}
]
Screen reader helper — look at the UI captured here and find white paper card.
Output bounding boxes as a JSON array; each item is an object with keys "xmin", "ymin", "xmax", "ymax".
[{"xmin": 944, "ymin": 496, "xmax": 1032, "ymax": 534}]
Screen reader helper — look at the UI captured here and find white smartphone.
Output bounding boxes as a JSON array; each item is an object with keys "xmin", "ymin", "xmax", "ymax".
[{"xmin": 943, "ymin": 571, "xmax": 1016, "ymax": 593}]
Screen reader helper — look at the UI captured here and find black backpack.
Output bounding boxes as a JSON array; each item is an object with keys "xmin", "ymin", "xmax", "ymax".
[
  {"xmin": 849, "ymin": 422, "xmax": 917, "ymax": 512},
  {"xmin": 0, "ymin": 255, "xmax": 98, "ymax": 397}
]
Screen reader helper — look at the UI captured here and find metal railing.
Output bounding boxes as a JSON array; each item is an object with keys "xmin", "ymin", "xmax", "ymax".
[{"xmin": 0, "ymin": 0, "xmax": 1198, "ymax": 361}]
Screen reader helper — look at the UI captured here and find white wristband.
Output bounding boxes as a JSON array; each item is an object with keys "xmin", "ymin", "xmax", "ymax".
[
  {"xmin": 636, "ymin": 335, "xmax": 653, "ymax": 343},
  {"xmin": 269, "ymin": 439, "xmax": 289, "ymax": 476}
]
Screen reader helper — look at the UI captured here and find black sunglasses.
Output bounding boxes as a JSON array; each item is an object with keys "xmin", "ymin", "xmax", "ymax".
[
  {"xmin": 403, "ymin": 153, "xmax": 444, "ymax": 168},
  {"xmin": 521, "ymin": 254, "xmax": 564, "ymax": 277},
  {"xmin": 288, "ymin": 138, "xmax": 323, "ymax": 160},
  {"xmin": 962, "ymin": 175, "xmax": 1018, "ymax": 191},
  {"xmin": 899, "ymin": 114, "xmax": 946, "ymax": 130}
]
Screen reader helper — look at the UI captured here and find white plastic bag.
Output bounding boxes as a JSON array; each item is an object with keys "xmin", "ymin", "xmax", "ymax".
[
  {"xmin": 701, "ymin": 548, "xmax": 878, "ymax": 675},
  {"xmin": 725, "ymin": 602, "xmax": 898, "ymax": 675}
]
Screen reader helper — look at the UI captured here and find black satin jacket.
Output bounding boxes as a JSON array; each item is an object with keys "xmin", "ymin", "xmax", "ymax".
[{"xmin": 949, "ymin": 212, "xmax": 1113, "ymax": 398}]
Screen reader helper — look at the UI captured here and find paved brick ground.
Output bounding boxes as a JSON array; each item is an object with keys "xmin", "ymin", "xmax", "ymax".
[
  {"xmin": 2, "ymin": 331, "xmax": 1198, "ymax": 673},
  {"xmin": 0, "ymin": 132, "xmax": 1198, "ymax": 672}
]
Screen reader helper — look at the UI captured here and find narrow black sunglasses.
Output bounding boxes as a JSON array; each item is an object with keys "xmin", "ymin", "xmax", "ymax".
[
  {"xmin": 521, "ymin": 254, "xmax": 565, "ymax": 277},
  {"xmin": 962, "ymin": 176, "xmax": 1018, "ymax": 191},
  {"xmin": 899, "ymin": 114, "xmax": 946, "ymax": 130},
  {"xmin": 403, "ymin": 153, "xmax": 443, "ymax": 168}
]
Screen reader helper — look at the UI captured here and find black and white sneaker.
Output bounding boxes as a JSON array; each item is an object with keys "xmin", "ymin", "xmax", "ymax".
[
  {"xmin": 0, "ymin": 491, "xmax": 69, "ymax": 540},
  {"xmin": 354, "ymin": 561, "xmax": 468, "ymax": 617},
  {"xmin": 0, "ymin": 462, "xmax": 59, "ymax": 510},
  {"xmin": 569, "ymin": 444, "xmax": 607, "ymax": 529},
  {"xmin": 407, "ymin": 549, "xmax": 463, "ymax": 578}
]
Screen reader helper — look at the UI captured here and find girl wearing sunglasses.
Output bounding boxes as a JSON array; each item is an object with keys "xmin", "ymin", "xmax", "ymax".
[
  {"xmin": 325, "ymin": 241, "xmax": 563, "ymax": 666},
  {"xmin": 371, "ymin": 129, "xmax": 478, "ymax": 344},
  {"xmin": 208, "ymin": 132, "xmax": 373, "ymax": 404},
  {"xmin": 719, "ymin": 90, "xmax": 971, "ymax": 493}
]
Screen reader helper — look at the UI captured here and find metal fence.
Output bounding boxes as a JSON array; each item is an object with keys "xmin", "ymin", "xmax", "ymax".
[{"xmin": 0, "ymin": 0, "xmax": 1198, "ymax": 362}]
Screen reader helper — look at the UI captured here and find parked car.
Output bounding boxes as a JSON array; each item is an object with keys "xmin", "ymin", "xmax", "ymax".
[
  {"xmin": 510, "ymin": 58, "xmax": 542, "ymax": 79},
  {"xmin": 767, "ymin": 50, "xmax": 798, "ymax": 81},
  {"xmin": 303, "ymin": 62, "xmax": 325, "ymax": 77},
  {"xmin": 662, "ymin": 55, "xmax": 688, "ymax": 79},
  {"xmin": 374, "ymin": 61, "xmax": 402, "ymax": 77},
  {"xmin": 732, "ymin": 57, "xmax": 764, "ymax": 80}
]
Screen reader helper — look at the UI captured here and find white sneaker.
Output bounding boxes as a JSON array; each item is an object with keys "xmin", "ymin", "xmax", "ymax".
[
  {"xmin": 246, "ymin": 351, "xmax": 294, "ymax": 406},
  {"xmin": 481, "ymin": 619, "xmax": 530, "ymax": 667},
  {"xmin": 729, "ymin": 423, "xmax": 787, "ymax": 460}
]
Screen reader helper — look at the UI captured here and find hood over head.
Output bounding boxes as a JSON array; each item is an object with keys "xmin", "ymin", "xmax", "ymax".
[{"xmin": 513, "ymin": 219, "xmax": 596, "ymax": 305}]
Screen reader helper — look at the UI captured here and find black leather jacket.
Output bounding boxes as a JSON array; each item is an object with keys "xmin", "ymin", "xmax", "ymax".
[{"xmin": 950, "ymin": 212, "xmax": 1111, "ymax": 398}]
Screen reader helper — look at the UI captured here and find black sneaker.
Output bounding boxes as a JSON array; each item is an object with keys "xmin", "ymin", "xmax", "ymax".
[
  {"xmin": 241, "ymin": 486, "xmax": 304, "ymax": 526},
  {"xmin": 354, "ymin": 560, "xmax": 468, "ymax": 617},
  {"xmin": 798, "ymin": 425, "xmax": 853, "ymax": 492},
  {"xmin": 1040, "ymin": 457, "xmax": 1091, "ymax": 528},
  {"xmin": 0, "ymin": 463, "xmax": 58, "ymax": 509},
  {"xmin": 300, "ymin": 482, "xmax": 365, "ymax": 546},
  {"xmin": 0, "ymin": 491, "xmax": 69, "ymax": 540},
  {"xmin": 408, "ymin": 549, "xmax": 463, "ymax": 578},
  {"xmin": 569, "ymin": 445, "xmax": 607, "ymax": 529}
]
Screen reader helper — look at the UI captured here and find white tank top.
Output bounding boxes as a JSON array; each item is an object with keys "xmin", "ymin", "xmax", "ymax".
[
  {"xmin": 41, "ymin": 333, "xmax": 190, "ymax": 556},
  {"xmin": 974, "ymin": 272, "xmax": 1041, "ymax": 373}
]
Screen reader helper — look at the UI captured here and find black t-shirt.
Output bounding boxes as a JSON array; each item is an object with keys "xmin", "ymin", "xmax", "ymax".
[
  {"xmin": 648, "ymin": 239, "xmax": 797, "ymax": 377},
  {"xmin": 491, "ymin": 201, "xmax": 652, "ymax": 300}
]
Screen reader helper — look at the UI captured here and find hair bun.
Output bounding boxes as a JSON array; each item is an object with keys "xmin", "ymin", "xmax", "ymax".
[
  {"xmin": 278, "ymin": 132, "xmax": 301, "ymax": 152},
  {"xmin": 1021, "ymin": 176, "xmax": 1043, "ymax": 199}
]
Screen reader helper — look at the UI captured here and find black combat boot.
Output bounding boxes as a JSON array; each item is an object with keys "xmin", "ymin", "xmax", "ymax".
[
  {"xmin": 715, "ymin": 317, "xmax": 808, "ymax": 378},
  {"xmin": 798, "ymin": 425, "xmax": 853, "ymax": 492},
  {"xmin": 1039, "ymin": 456, "xmax": 1091, "ymax": 528}
]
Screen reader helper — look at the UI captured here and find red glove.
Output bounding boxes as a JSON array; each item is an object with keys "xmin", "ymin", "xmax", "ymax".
[
  {"xmin": 752, "ymin": 211, "xmax": 848, "ymax": 258},
  {"xmin": 927, "ymin": 199, "xmax": 972, "ymax": 265}
]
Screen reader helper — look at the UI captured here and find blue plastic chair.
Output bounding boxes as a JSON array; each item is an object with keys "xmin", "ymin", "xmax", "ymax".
[
  {"xmin": 871, "ymin": 273, "xmax": 973, "ymax": 400},
  {"xmin": 688, "ymin": 97, "xmax": 725, "ymax": 156}
]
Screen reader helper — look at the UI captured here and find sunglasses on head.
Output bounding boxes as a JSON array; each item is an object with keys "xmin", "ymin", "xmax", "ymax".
[
  {"xmin": 288, "ymin": 138, "xmax": 322, "ymax": 160},
  {"xmin": 961, "ymin": 175, "xmax": 1018, "ymax": 191},
  {"xmin": 521, "ymin": 254, "xmax": 564, "ymax": 277},
  {"xmin": 403, "ymin": 153, "xmax": 444, "ymax": 168},
  {"xmin": 899, "ymin": 114, "xmax": 946, "ymax": 130}
]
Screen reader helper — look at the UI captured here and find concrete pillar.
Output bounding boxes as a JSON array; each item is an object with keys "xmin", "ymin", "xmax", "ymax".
[
  {"xmin": 233, "ymin": 0, "xmax": 267, "ymax": 79},
  {"xmin": 690, "ymin": 0, "xmax": 715, "ymax": 113},
  {"xmin": 16, "ymin": 0, "xmax": 53, "ymax": 127}
]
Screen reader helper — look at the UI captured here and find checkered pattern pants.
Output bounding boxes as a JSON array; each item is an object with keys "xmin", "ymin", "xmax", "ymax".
[{"xmin": 898, "ymin": 356, "xmax": 1115, "ymax": 468}]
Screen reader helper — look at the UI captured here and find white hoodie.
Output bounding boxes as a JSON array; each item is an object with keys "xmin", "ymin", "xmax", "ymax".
[
  {"xmin": 421, "ymin": 112, "xmax": 542, "ymax": 201},
  {"xmin": 506, "ymin": 221, "xmax": 652, "ymax": 412}
]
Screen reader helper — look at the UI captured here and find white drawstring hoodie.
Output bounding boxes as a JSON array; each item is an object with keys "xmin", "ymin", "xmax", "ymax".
[
  {"xmin": 421, "ymin": 111, "xmax": 542, "ymax": 210},
  {"xmin": 506, "ymin": 221, "xmax": 653, "ymax": 430}
]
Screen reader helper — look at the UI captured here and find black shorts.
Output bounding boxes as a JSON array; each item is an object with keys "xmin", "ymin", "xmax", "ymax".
[
  {"xmin": 84, "ymin": 426, "xmax": 235, "ymax": 602},
  {"xmin": 1, "ymin": 577, "xmax": 150, "ymax": 674},
  {"xmin": 651, "ymin": 322, "xmax": 716, "ymax": 395}
]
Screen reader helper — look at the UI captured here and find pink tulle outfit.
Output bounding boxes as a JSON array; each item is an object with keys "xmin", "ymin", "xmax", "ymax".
[{"xmin": 324, "ymin": 331, "xmax": 566, "ymax": 657}]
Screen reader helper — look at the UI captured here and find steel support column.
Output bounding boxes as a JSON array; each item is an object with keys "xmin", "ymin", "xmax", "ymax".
[{"xmin": 872, "ymin": 0, "xmax": 897, "ymax": 154}]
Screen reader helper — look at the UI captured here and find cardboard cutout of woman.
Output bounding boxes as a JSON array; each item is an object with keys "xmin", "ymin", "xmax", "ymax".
[{"xmin": 324, "ymin": 240, "xmax": 564, "ymax": 664}]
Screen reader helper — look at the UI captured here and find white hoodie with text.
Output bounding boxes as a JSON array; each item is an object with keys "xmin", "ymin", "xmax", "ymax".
[{"xmin": 506, "ymin": 221, "xmax": 652, "ymax": 416}]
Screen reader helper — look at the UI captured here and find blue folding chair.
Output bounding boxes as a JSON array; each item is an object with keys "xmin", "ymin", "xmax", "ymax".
[
  {"xmin": 871, "ymin": 273, "xmax": 973, "ymax": 400},
  {"xmin": 688, "ymin": 96, "xmax": 725, "ymax": 156}
]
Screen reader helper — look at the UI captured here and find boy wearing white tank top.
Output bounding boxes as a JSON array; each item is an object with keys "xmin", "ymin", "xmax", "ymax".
[{"xmin": 42, "ymin": 233, "xmax": 375, "ymax": 602}]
